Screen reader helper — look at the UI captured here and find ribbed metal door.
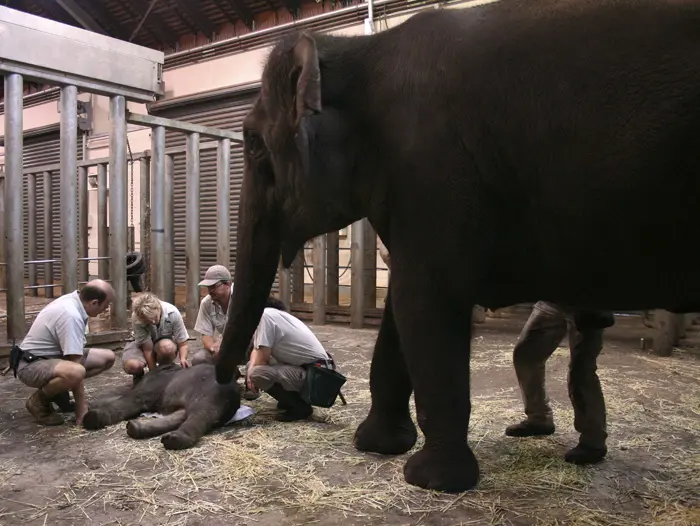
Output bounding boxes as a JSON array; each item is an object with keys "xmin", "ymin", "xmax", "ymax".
[
  {"xmin": 21, "ymin": 130, "xmax": 84, "ymax": 281},
  {"xmin": 152, "ymin": 90, "xmax": 279, "ymax": 292}
]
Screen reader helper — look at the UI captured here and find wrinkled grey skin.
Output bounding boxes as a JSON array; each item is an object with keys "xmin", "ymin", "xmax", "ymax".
[{"xmin": 83, "ymin": 363, "xmax": 240, "ymax": 450}]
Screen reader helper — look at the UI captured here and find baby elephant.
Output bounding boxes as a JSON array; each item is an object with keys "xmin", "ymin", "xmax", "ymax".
[{"xmin": 82, "ymin": 362, "xmax": 241, "ymax": 450}]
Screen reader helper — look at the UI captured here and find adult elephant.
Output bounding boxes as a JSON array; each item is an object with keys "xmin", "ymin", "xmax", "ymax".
[{"xmin": 215, "ymin": 0, "xmax": 700, "ymax": 493}]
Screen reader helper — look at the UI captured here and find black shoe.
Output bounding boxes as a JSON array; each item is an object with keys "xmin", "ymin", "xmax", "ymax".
[
  {"xmin": 266, "ymin": 384, "xmax": 313, "ymax": 422},
  {"xmin": 50, "ymin": 391, "xmax": 76, "ymax": 413},
  {"xmin": 505, "ymin": 420, "xmax": 555, "ymax": 437},
  {"xmin": 132, "ymin": 373, "xmax": 144, "ymax": 386},
  {"xmin": 564, "ymin": 444, "xmax": 607, "ymax": 465}
]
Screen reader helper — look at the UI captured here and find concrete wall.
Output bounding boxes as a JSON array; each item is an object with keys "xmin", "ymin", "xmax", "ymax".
[{"xmin": 0, "ymin": 0, "xmax": 497, "ymax": 298}]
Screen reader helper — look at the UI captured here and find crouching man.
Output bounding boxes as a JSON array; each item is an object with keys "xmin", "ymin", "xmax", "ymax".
[
  {"xmin": 246, "ymin": 296, "xmax": 332, "ymax": 422},
  {"xmin": 122, "ymin": 292, "xmax": 190, "ymax": 383},
  {"xmin": 14, "ymin": 280, "xmax": 116, "ymax": 426}
]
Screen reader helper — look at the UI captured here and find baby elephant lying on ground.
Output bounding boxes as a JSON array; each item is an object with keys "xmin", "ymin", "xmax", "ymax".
[{"xmin": 82, "ymin": 362, "xmax": 241, "ymax": 450}]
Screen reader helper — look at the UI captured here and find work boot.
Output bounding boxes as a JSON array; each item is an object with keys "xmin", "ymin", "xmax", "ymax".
[
  {"xmin": 564, "ymin": 443, "xmax": 607, "ymax": 465},
  {"xmin": 266, "ymin": 384, "xmax": 313, "ymax": 422},
  {"xmin": 26, "ymin": 390, "xmax": 65, "ymax": 426},
  {"xmin": 50, "ymin": 391, "xmax": 76, "ymax": 413},
  {"xmin": 505, "ymin": 419, "xmax": 555, "ymax": 437}
]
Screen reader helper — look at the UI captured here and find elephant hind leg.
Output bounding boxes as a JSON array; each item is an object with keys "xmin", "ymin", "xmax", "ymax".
[
  {"xmin": 127, "ymin": 409, "xmax": 187, "ymax": 439},
  {"xmin": 160, "ymin": 404, "xmax": 216, "ymax": 450}
]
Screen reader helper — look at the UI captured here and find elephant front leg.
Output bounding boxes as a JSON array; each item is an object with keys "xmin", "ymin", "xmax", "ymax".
[
  {"xmin": 393, "ymin": 281, "xmax": 479, "ymax": 493},
  {"xmin": 353, "ymin": 285, "xmax": 417, "ymax": 455},
  {"xmin": 127, "ymin": 409, "xmax": 187, "ymax": 439},
  {"xmin": 83, "ymin": 396, "xmax": 149, "ymax": 430}
]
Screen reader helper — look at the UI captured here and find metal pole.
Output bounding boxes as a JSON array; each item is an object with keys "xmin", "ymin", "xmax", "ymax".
[
  {"xmin": 163, "ymin": 154, "xmax": 174, "ymax": 304},
  {"xmin": 109, "ymin": 95, "xmax": 128, "ymax": 327},
  {"xmin": 185, "ymin": 133, "xmax": 200, "ymax": 328},
  {"xmin": 5, "ymin": 73, "xmax": 26, "ymax": 339},
  {"xmin": 139, "ymin": 156, "xmax": 151, "ymax": 290},
  {"xmin": 61, "ymin": 84, "xmax": 78, "ymax": 296},
  {"xmin": 27, "ymin": 173, "xmax": 38, "ymax": 296},
  {"xmin": 313, "ymin": 234, "xmax": 327, "ymax": 325},
  {"xmin": 78, "ymin": 166, "xmax": 89, "ymax": 282},
  {"xmin": 43, "ymin": 171, "xmax": 54, "ymax": 298},
  {"xmin": 150, "ymin": 126, "xmax": 165, "ymax": 298},
  {"xmin": 97, "ymin": 164, "xmax": 109, "ymax": 280},
  {"xmin": 216, "ymin": 138, "xmax": 230, "ymax": 267},
  {"xmin": 0, "ymin": 175, "xmax": 5, "ymax": 291},
  {"xmin": 278, "ymin": 260, "xmax": 291, "ymax": 310},
  {"xmin": 350, "ymin": 220, "xmax": 366, "ymax": 328}
]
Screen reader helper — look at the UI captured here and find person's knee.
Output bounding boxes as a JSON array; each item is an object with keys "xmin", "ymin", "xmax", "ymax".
[
  {"xmin": 154, "ymin": 339, "xmax": 177, "ymax": 362},
  {"xmin": 124, "ymin": 359, "xmax": 146, "ymax": 375},
  {"xmin": 90, "ymin": 348, "xmax": 116, "ymax": 371},
  {"xmin": 55, "ymin": 362, "xmax": 86, "ymax": 387}
]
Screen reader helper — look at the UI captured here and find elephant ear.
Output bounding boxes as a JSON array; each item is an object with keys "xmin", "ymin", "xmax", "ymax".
[{"xmin": 292, "ymin": 33, "xmax": 322, "ymax": 128}]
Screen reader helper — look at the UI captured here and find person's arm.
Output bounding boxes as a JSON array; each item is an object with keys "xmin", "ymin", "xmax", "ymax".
[
  {"xmin": 173, "ymin": 311, "xmax": 191, "ymax": 367},
  {"xmin": 194, "ymin": 303, "xmax": 216, "ymax": 355},
  {"xmin": 178, "ymin": 341, "xmax": 190, "ymax": 368},
  {"xmin": 141, "ymin": 339, "xmax": 157, "ymax": 371},
  {"xmin": 246, "ymin": 346, "xmax": 272, "ymax": 392},
  {"xmin": 56, "ymin": 314, "xmax": 89, "ymax": 424},
  {"xmin": 246, "ymin": 314, "xmax": 277, "ymax": 391}
]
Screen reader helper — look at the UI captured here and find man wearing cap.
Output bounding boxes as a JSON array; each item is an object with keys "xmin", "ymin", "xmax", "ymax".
[{"xmin": 192, "ymin": 265, "xmax": 234, "ymax": 366}]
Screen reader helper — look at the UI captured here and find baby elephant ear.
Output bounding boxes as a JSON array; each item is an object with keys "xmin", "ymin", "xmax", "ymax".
[{"xmin": 292, "ymin": 33, "xmax": 322, "ymax": 127}]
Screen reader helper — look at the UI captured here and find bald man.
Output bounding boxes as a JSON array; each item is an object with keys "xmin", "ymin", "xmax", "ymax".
[{"xmin": 14, "ymin": 280, "xmax": 116, "ymax": 426}]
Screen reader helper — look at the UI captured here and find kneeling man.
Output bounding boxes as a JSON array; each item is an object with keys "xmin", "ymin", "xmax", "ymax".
[
  {"xmin": 246, "ymin": 296, "xmax": 331, "ymax": 422},
  {"xmin": 15, "ymin": 280, "xmax": 116, "ymax": 426},
  {"xmin": 122, "ymin": 293, "xmax": 190, "ymax": 383}
]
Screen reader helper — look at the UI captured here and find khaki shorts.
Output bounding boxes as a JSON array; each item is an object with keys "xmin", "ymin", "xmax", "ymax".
[{"xmin": 16, "ymin": 348, "xmax": 90, "ymax": 389}]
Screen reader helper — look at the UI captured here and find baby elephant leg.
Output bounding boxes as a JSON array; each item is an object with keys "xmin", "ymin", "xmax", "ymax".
[
  {"xmin": 127, "ymin": 409, "xmax": 187, "ymax": 439},
  {"xmin": 161, "ymin": 394, "xmax": 236, "ymax": 450}
]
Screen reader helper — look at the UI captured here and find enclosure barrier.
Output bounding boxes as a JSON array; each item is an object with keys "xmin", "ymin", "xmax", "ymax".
[{"xmin": 0, "ymin": 5, "xmax": 164, "ymax": 340}]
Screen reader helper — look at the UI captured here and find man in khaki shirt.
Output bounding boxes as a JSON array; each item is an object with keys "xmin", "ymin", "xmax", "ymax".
[{"xmin": 192, "ymin": 265, "xmax": 233, "ymax": 366}]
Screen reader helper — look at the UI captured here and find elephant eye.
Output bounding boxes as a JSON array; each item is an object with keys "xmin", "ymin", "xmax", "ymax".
[{"xmin": 246, "ymin": 131, "xmax": 267, "ymax": 158}]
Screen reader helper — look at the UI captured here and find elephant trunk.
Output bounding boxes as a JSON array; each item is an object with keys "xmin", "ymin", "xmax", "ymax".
[{"xmin": 215, "ymin": 212, "xmax": 281, "ymax": 384}]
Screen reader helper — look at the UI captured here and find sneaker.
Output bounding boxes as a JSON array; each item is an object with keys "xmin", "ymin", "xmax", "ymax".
[
  {"xmin": 26, "ymin": 390, "xmax": 64, "ymax": 426},
  {"xmin": 505, "ymin": 419, "xmax": 555, "ymax": 437}
]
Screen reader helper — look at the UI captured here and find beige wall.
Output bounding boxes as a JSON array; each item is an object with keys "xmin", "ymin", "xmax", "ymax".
[{"xmin": 1, "ymin": 0, "xmax": 496, "ymax": 292}]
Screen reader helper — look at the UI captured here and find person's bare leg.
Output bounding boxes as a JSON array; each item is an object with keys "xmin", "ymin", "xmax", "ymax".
[
  {"xmin": 154, "ymin": 340, "xmax": 178, "ymax": 365},
  {"xmin": 84, "ymin": 348, "xmax": 116, "ymax": 378},
  {"xmin": 27, "ymin": 361, "xmax": 86, "ymax": 426}
]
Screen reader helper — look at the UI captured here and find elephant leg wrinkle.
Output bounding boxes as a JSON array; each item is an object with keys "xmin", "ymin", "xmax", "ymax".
[{"xmin": 353, "ymin": 287, "xmax": 417, "ymax": 455}]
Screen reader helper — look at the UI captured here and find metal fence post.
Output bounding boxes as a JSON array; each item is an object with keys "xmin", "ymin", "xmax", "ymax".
[
  {"xmin": 5, "ymin": 73, "xmax": 26, "ymax": 339},
  {"xmin": 139, "ymin": 156, "xmax": 151, "ymax": 290},
  {"xmin": 43, "ymin": 171, "xmax": 54, "ymax": 298},
  {"xmin": 0, "ymin": 174, "xmax": 5, "ymax": 292},
  {"xmin": 109, "ymin": 95, "xmax": 128, "ymax": 327},
  {"xmin": 27, "ymin": 173, "xmax": 38, "ymax": 296},
  {"xmin": 150, "ymin": 126, "xmax": 166, "ymax": 299},
  {"xmin": 350, "ymin": 220, "xmax": 366, "ymax": 328},
  {"xmin": 216, "ymin": 138, "xmax": 230, "ymax": 267},
  {"xmin": 78, "ymin": 166, "xmax": 89, "ymax": 282},
  {"xmin": 185, "ymin": 133, "xmax": 200, "ymax": 328},
  {"xmin": 163, "ymin": 154, "xmax": 174, "ymax": 304},
  {"xmin": 97, "ymin": 164, "xmax": 109, "ymax": 280},
  {"xmin": 61, "ymin": 84, "xmax": 78, "ymax": 296},
  {"xmin": 313, "ymin": 235, "xmax": 327, "ymax": 325}
]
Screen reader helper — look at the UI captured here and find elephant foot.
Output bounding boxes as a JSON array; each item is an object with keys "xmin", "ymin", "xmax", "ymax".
[
  {"xmin": 353, "ymin": 410, "xmax": 417, "ymax": 455},
  {"xmin": 126, "ymin": 420, "xmax": 145, "ymax": 439},
  {"xmin": 403, "ymin": 442, "xmax": 480, "ymax": 493},
  {"xmin": 82, "ymin": 409, "xmax": 110, "ymax": 430},
  {"xmin": 161, "ymin": 431, "xmax": 196, "ymax": 450}
]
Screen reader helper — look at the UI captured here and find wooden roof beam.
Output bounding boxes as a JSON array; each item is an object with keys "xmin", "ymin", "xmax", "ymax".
[{"xmin": 55, "ymin": 0, "xmax": 108, "ymax": 35}]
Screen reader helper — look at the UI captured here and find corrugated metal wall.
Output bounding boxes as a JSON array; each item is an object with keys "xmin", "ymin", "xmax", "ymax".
[
  {"xmin": 20, "ymin": 129, "xmax": 84, "ymax": 281},
  {"xmin": 151, "ymin": 89, "xmax": 279, "ymax": 293}
]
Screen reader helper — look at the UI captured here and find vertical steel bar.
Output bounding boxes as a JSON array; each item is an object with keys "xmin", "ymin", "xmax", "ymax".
[
  {"xmin": 313, "ymin": 235, "xmax": 327, "ymax": 325},
  {"xmin": 350, "ymin": 220, "xmax": 366, "ymax": 328},
  {"xmin": 61, "ymin": 84, "xmax": 78, "ymax": 296},
  {"xmin": 278, "ymin": 260, "xmax": 291, "ymax": 310},
  {"xmin": 185, "ymin": 133, "xmax": 200, "ymax": 329},
  {"xmin": 78, "ymin": 166, "xmax": 89, "ymax": 282},
  {"xmin": 163, "ymin": 154, "xmax": 175, "ymax": 304},
  {"xmin": 97, "ymin": 164, "xmax": 109, "ymax": 280},
  {"xmin": 139, "ymin": 156, "xmax": 151, "ymax": 290},
  {"xmin": 150, "ymin": 126, "xmax": 165, "ymax": 298},
  {"xmin": 216, "ymin": 138, "xmax": 230, "ymax": 266},
  {"xmin": 0, "ymin": 175, "xmax": 5, "ymax": 291},
  {"xmin": 43, "ymin": 171, "xmax": 54, "ymax": 298},
  {"xmin": 109, "ymin": 95, "xmax": 128, "ymax": 327},
  {"xmin": 5, "ymin": 73, "xmax": 26, "ymax": 339},
  {"xmin": 27, "ymin": 173, "xmax": 38, "ymax": 296}
]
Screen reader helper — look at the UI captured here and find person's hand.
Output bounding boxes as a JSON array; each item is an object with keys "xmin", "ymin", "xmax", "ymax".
[
  {"xmin": 180, "ymin": 358, "xmax": 191, "ymax": 368},
  {"xmin": 75, "ymin": 401, "xmax": 88, "ymax": 426},
  {"xmin": 246, "ymin": 374, "xmax": 258, "ymax": 394}
]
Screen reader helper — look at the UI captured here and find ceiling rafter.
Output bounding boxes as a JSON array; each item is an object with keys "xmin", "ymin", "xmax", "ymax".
[
  {"xmin": 120, "ymin": 0, "xmax": 180, "ymax": 49},
  {"xmin": 80, "ymin": 0, "xmax": 134, "ymax": 41},
  {"xmin": 173, "ymin": 0, "xmax": 218, "ymax": 39},
  {"xmin": 223, "ymin": 0, "xmax": 255, "ymax": 30},
  {"xmin": 55, "ymin": 0, "xmax": 108, "ymax": 34}
]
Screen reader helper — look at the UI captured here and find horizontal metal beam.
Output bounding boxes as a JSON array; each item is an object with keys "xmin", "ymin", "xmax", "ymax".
[
  {"xmin": 1, "ymin": 140, "xmax": 233, "ymax": 178},
  {"xmin": 56, "ymin": 0, "xmax": 108, "ymax": 35},
  {"xmin": 0, "ymin": 6, "xmax": 164, "ymax": 102},
  {"xmin": 126, "ymin": 111, "xmax": 243, "ymax": 141}
]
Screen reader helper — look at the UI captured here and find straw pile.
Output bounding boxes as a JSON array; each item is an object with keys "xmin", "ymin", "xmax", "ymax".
[{"xmin": 0, "ymin": 325, "xmax": 697, "ymax": 525}]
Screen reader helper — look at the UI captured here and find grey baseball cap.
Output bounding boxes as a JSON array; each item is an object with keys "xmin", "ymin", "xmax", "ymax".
[{"xmin": 198, "ymin": 264, "xmax": 232, "ymax": 287}]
